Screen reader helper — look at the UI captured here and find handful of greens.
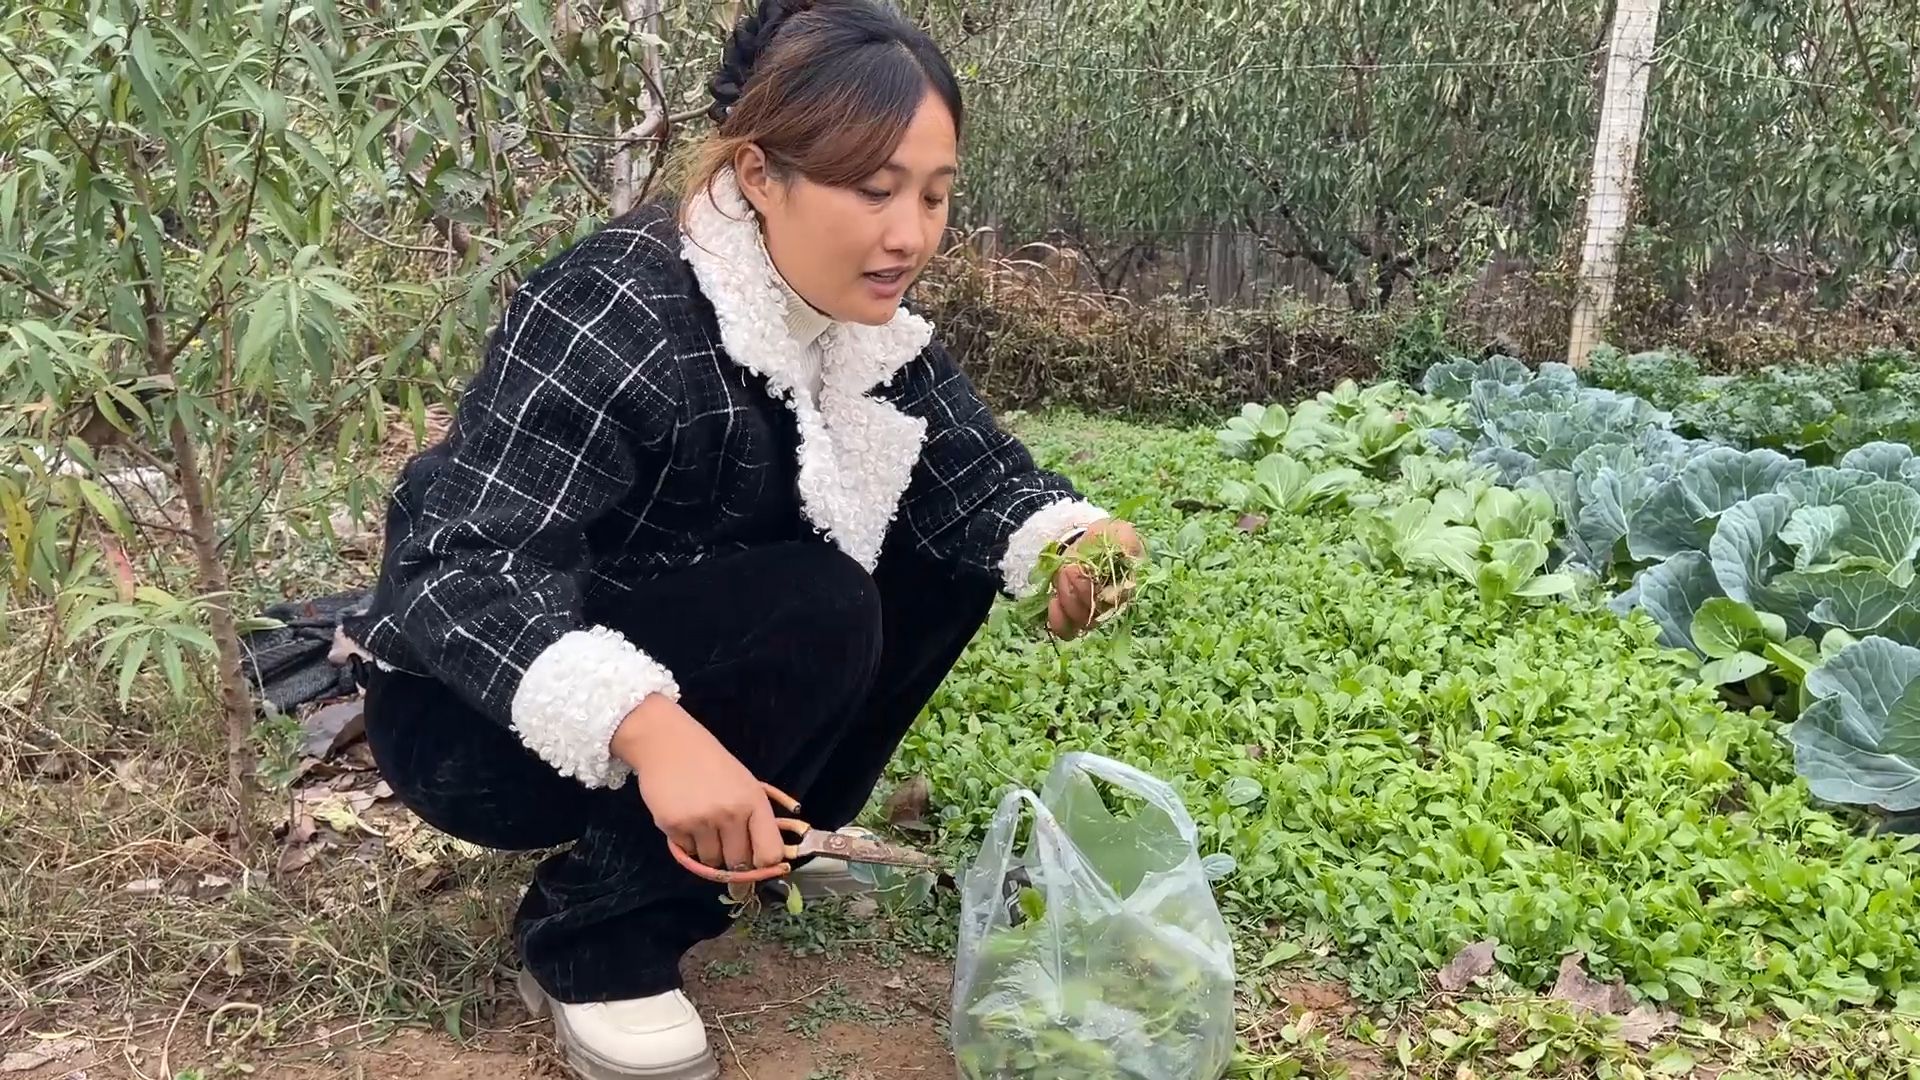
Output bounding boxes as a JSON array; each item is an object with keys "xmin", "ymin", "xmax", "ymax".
[
  {"xmin": 950, "ymin": 753, "xmax": 1236, "ymax": 1080},
  {"xmin": 1010, "ymin": 528, "xmax": 1145, "ymax": 638}
]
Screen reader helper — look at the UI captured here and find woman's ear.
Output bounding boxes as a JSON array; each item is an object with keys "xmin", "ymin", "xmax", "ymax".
[{"xmin": 733, "ymin": 142, "xmax": 777, "ymax": 214}]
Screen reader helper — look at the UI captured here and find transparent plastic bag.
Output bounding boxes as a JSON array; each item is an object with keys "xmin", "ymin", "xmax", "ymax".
[{"xmin": 950, "ymin": 752, "xmax": 1237, "ymax": 1080}]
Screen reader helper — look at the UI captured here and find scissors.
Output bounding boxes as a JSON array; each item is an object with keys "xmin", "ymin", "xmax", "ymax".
[{"xmin": 666, "ymin": 781, "xmax": 943, "ymax": 884}]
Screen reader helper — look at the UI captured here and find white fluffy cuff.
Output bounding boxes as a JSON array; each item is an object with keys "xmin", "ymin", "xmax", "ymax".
[
  {"xmin": 1000, "ymin": 498, "xmax": 1109, "ymax": 598},
  {"xmin": 509, "ymin": 626, "xmax": 680, "ymax": 790}
]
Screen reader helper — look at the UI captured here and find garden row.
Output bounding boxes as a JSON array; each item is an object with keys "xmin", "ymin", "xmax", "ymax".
[{"xmin": 888, "ymin": 366, "xmax": 1920, "ymax": 1032}]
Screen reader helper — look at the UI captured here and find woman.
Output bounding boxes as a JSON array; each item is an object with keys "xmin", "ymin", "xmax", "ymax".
[{"xmin": 344, "ymin": 1, "xmax": 1140, "ymax": 1076}]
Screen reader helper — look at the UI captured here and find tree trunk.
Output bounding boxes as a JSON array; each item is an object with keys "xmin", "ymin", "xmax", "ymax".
[
  {"xmin": 134, "ymin": 241, "xmax": 257, "ymax": 848},
  {"xmin": 611, "ymin": 0, "xmax": 667, "ymax": 217},
  {"xmin": 167, "ymin": 417, "xmax": 257, "ymax": 844},
  {"xmin": 1567, "ymin": 0, "xmax": 1663, "ymax": 367}
]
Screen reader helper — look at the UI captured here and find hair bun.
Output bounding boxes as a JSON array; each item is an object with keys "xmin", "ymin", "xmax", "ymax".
[{"xmin": 708, "ymin": 0, "xmax": 818, "ymax": 125}]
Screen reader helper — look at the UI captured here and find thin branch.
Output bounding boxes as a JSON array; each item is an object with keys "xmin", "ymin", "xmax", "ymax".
[
  {"xmin": 1839, "ymin": 0, "xmax": 1902, "ymax": 136},
  {"xmin": 340, "ymin": 212, "xmax": 456, "ymax": 256},
  {"xmin": 525, "ymin": 105, "xmax": 707, "ymax": 144},
  {"xmin": 0, "ymin": 46, "xmax": 94, "ymax": 167},
  {"xmin": 0, "ymin": 266, "xmax": 76, "ymax": 315},
  {"xmin": 160, "ymin": 307, "xmax": 217, "ymax": 369}
]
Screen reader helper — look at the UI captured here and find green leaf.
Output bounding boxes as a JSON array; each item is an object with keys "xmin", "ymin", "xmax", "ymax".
[
  {"xmin": 1487, "ymin": 538, "xmax": 1548, "ymax": 577},
  {"xmin": 1789, "ymin": 636, "xmax": 1920, "ymax": 811},
  {"xmin": 1223, "ymin": 776, "xmax": 1263, "ymax": 807},
  {"xmin": 1692, "ymin": 597, "xmax": 1767, "ymax": 659},
  {"xmin": 1476, "ymin": 559, "xmax": 1522, "ymax": 604},
  {"xmin": 1681, "ymin": 446, "xmax": 1803, "ymax": 518},
  {"xmin": 1626, "ymin": 478, "xmax": 1711, "ymax": 562},
  {"xmin": 1783, "ymin": 466, "xmax": 1877, "ymax": 507},
  {"xmin": 1621, "ymin": 551, "xmax": 1722, "ymax": 654},
  {"xmin": 1506, "ymin": 1041, "xmax": 1550, "ymax": 1070},
  {"xmin": 1765, "ymin": 637, "xmax": 1821, "ymax": 685},
  {"xmin": 1832, "ymin": 481, "xmax": 1920, "ymax": 568},
  {"xmin": 1389, "ymin": 499, "xmax": 1483, "ymax": 581},
  {"xmin": 1840, "ymin": 441, "xmax": 1917, "ymax": 481},
  {"xmin": 237, "ymin": 289, "xmax": 288, "ymax": 385},
  {"xmin": 166, "ymin": 625, "xmax": 217, "ymax": 653},
  {"xmin": 1803, "ymin": 568, "xmax": 1920, "ymax": 634},
  {"xmin": 1015, "ymin": 886, "xmax": 1046, "ymax": 924},
  {"xmin": 1708, "ymin": 493, "xmax": 1811, "ymax": 629},
  {"xmin": 1513, "ymin": 572, "xmax": 1578, "ymax": 598},
  {"xmin": 1649, "ymin": 1044, "xmax": 1698, "ymax": 1076},
  {"xmin": 117, "ymin": 631, "xmax": 151, "ymax": 705},
  {"xmin": 159, "ymin": 636, "xmax": 187, "ymax": 698},
  {"xmin": 126, "ymin": 24, "xmax": 171, "ymax": 121},
  {"xmin": 75, "ymin": 479, "xmax": 129, "ymax": 535},
  {"xmin": 1781, "ymin": 505, "xmax": 1847, "ymax": 569},
  {"xmin": 1700, "ymin": 652, "xmax": 1771, "ymax": 687},
  {"xmin": 515, "ymin": 0, "xmax": 553, "ymax": 49}
]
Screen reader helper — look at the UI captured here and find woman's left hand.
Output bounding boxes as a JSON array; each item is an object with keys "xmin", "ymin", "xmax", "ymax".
[{"xmin": 1048, "ymin": 517, "xmax": 1145, "ymax": 640}]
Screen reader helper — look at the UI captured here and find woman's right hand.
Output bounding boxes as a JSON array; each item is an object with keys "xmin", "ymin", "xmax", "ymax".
[{"xmin": 610, "ymin": 694, "xmax": 787, "ymax": 876}]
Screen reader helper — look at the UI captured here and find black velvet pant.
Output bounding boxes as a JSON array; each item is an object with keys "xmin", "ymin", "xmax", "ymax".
[{"xmin": 362, "ymin": 541, "xmax": 996, "ymax": 1003}]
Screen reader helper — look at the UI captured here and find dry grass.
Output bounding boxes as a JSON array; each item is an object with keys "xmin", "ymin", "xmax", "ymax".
[
  {"xmin": 916, "ymin": 241, "xmax": 1920, "ymax": 419},
  {"xmin": 0, "ymin": 622, "xmax": 530, "ymax": 1039}
]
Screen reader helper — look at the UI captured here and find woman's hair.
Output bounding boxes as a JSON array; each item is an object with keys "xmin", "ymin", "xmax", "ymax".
[{"xmin": 677, "ymin": 0, "xmax": 963, "ymax": 205}]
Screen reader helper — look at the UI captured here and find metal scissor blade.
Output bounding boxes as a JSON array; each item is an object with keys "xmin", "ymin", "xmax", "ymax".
[{"xmin": 796, "ymin": 830, "xmax": 944, "ymax": 872}]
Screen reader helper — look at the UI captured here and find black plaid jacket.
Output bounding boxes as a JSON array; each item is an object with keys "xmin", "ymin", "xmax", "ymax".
[{"xmin": 346, "ymin": 173, "xmax": 1104, "ymax": 789}]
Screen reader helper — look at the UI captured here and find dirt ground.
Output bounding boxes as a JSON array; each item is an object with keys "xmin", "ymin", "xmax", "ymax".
[{"xmin": 2, "ymin": 930, "xmax": 956, "ymax": 1080}]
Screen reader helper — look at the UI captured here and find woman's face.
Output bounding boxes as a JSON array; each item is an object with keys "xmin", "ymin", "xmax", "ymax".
[{"xmin": 739, "ymin": 90, "xmax": 958, "ymax": 326}]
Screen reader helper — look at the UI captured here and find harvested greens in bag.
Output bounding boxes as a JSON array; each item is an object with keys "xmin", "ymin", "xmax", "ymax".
[{"xmin": 951, "ymin": 752, "xmax": 1236, "ymax": 1080}]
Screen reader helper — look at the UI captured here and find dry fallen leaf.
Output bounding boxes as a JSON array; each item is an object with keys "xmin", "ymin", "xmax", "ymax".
[
  {"xmin": 277, "ymin": 835, "xmax": 331, "ymax": 875},
  {"xmin": 340, "ymin": 741, "xmax": 379, "ymax": 771},
  {"xmin": 1, "ymin": 1036, "xmax": 89, "ymax": 1073},
  {"xmin": 1549, "ymin": 952, "xmax": 1634, "ymax": 1015},
  {"xmin": 1616, "ymin": 1004, "xmax": 1678, "ymax": 1047},
  {"xmin": 1437, "ymin": 939, "xmax": 1498, "ymax": 991},
  {"xmin": 408, "ymin": 865, "xmax": 452, "ymax": 894},
  {"xmin": 195, "ymin": 874, "xmax": 235, "ymax": 899},
  {"xmin": 277, "ymin": 809, "xmax": 329, "ymax": 875},
  {"xmin": 111, "ymin": 755, "xmax": 151, "ymax": 795},
  {"xmin": 299, "ymin": 699, "xmax": 367, "ymax": 759},
  {"xmin": 308, "ymin": 794, "xmax": 381, "ymax": 837},
  {"xmin": 883, "ymin": 775, "xmax": 933, "ymax": 834}
]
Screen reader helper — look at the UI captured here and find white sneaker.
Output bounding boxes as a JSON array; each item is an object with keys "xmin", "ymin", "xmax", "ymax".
[{"xmin": 517, "ymin": 968, "xmax": 717, "ymax": 1080}]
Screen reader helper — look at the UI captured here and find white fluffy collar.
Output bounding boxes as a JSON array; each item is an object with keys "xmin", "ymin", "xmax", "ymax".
[{"xmin": 679, "ymin": 170, "xmax": 935, "ymax": 571}]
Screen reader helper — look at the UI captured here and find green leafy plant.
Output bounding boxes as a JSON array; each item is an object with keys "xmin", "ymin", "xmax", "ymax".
[
  {"xmin": 909, "ymin": 417, "xmax": 1920, "ymax": 1015},
  {"xmin": 1593, "ymin": 347, "xmax": 1920, "ymax": 465},
  {"xmin": 1422, "ymin": 358, "xmax": 1674, "ymax": 484},
  {"xmin": 1789, "ymin": 636, "xmax": 1920, "ymax": 812},
  {"xmin": 1216, "ymin": 403, "xmax": 1292, "ymax": 460},
  {"xmin": 1617, "ymin": 444, "xmax": 1920, "ymax": 732},
  {"xmin": 1, "ymin": 0, "xmax": 699, "ymax": 830},
  {"xmin": 1217, "ymin": 453, "xmax": 1363, "ymax": 515},
  {"xmin": 1287, "ymin": 379, "xmax": 1457, "ymax": 477},
  {"xmin": 1356, "ymin": 481, "xmax": 1580, "ymax": 604}
]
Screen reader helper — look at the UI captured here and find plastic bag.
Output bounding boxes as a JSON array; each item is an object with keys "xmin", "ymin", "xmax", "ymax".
[{"xmin": 950, "ymin": 752, "xmax": 1237, "ymax": 1079}]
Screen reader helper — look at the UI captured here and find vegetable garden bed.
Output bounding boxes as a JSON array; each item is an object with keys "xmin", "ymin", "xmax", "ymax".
[{"xmin": 883, "ymin": 363, "xmax": 1920, "ymax": 1073}]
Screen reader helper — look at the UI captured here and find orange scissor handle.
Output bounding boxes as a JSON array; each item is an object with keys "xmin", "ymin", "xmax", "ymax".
[{"xmin": 666, "ymin": 782, "xmax": 809, "ymax": 884}]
